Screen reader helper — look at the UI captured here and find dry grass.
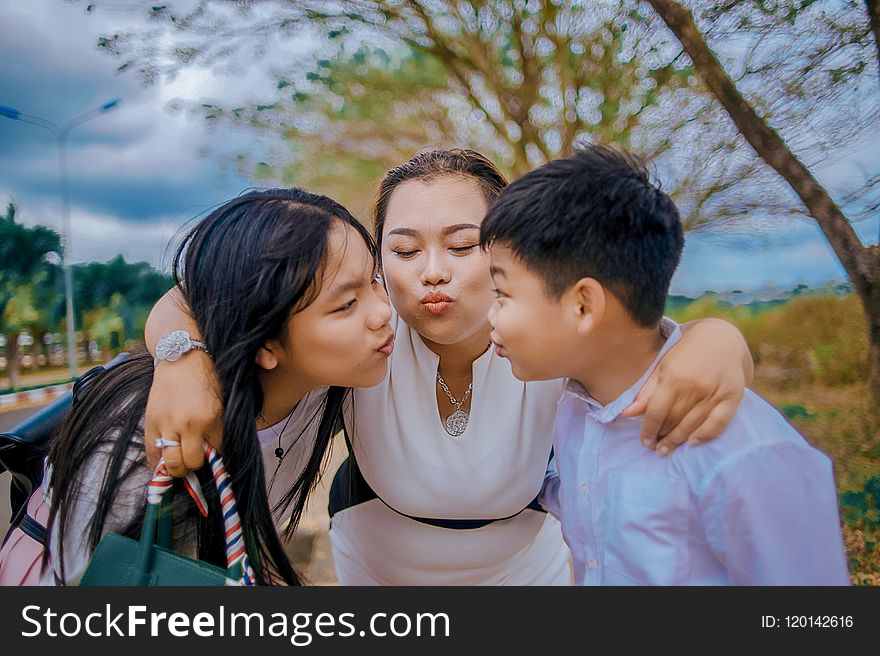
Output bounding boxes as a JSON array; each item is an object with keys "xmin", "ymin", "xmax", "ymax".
[{"xmin": 670, "ymin": 294, "xmax": 879, "ymax": 585}]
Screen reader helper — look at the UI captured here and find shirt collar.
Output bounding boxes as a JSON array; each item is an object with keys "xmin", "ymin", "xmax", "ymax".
[{"xmin": 561, "ymin": 317, "xmax": 682, "ymax": 424}]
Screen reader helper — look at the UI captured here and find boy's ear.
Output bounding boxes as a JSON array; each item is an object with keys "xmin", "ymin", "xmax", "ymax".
[
  {"xmin": 568, "ymin": 277, "xmax": 605, "ymax": 337},
  {"xmin": 255, "ymin": 339, "xmax": 282, "ymax": 370}
]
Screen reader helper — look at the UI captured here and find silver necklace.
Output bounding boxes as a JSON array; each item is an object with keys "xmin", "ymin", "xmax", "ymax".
[{"xmin": 436, "ymin": 372, "xmax": 473, "ymax": 437}]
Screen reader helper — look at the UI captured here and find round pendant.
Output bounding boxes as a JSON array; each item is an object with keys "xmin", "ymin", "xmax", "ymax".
[{"xmin": 444, "ymin": 410, "xmax": 469, "ymax": 437}]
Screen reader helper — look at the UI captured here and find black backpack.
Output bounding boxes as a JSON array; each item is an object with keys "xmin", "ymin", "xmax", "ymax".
[{"xmin": 0, "ymin": 352, "xmax": 131, "ymax": 546}]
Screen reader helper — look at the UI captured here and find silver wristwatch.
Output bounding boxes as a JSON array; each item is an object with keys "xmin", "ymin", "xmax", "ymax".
[{"xmin": 154, "ymin": 330, "xmax": 211, "ymax": 366}]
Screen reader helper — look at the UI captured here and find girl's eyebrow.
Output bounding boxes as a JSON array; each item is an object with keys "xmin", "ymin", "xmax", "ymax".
[{"xmin": 328, "ymin": 278, "xmax": 364, "ymax": 298}]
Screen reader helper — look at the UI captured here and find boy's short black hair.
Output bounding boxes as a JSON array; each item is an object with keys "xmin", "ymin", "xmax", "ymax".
[{"xmin": 480, "ymin": 144, "xmax": 684, "ymax": 327}]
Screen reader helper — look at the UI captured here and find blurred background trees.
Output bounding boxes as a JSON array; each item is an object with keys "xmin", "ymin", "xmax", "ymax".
[
  {"xmin": 1, "ymin": 201, "xmax": 62, "ymax": 390},
  {"xmin": 86, "ymin": 0, "xmax": 879, "ymax": 403},
  {"xmin": 0, "ymin": 201, "xmax": 171, "ymax": 390}
]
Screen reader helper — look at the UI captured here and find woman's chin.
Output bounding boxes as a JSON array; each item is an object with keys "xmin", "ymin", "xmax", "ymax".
[{"xmin": 399, "ymin": 313, "xmax": 463, "ymax": 344}]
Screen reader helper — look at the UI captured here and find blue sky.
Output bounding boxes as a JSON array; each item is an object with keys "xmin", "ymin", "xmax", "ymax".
[{"xmin": 1, "ymin": 0, "xmax": 877, "ymax": 295}]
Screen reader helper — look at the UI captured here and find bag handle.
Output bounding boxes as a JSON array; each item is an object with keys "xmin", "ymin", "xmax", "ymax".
[{"xmin": 136, "ymin": 443, "xmax": 256, "ymax": 585}]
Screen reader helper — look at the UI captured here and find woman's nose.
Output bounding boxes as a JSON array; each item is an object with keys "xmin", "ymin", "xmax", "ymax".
[{"xmin": 420, "ymin": 250, "xmax": 450, "ymax": 286}]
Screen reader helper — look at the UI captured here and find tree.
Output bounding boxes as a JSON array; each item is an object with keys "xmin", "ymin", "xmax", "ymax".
[
  {"xmin": 73, "ymin": 256, "xmax": 173, "ymax": 361},
  {"xmin": 2, "ymin": 201, "xmax": 172, "ymax": 387},
  {"xmin": 0, "ymin": 202, "xmax": 62, "ymax": 389},
  {"xmin": 643, "ymin": 0, "xmax": 880, "ymax": 407},
  {"xmin": 81, "ymin": 0, "xmax": 879, "ymax": 402},
  {"xmin": 27, "ymin": 263, "xmax": 65, "ymax": 366},
  {"xmin": 88, "ymin": 0, "xmax": 764, "ymax": 226},
  {"xmin": 82, "ymin": 292, "xmax": 125, "ymax": 362},
  {"xmin": 869, "ymin": 0, "xmax": 880, "ymax": 76}
]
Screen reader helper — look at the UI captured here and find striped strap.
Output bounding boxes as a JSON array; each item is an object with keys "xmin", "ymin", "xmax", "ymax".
[
  {"xmin": 147, "ymin": 444, "xmax": 255, "ymax": 585},
  {"xmin": 204, "ymin": 444, "xmax": 256, "ymax": 585}
]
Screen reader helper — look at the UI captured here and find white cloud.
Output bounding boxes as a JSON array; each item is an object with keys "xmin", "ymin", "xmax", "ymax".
[
  {"xmin": 69, "ymin": 209, "xmax": 184, "ymax": 271},
  {"xmin": 4, "ymin": 195, "xmax": 184, "ymax": 271}
]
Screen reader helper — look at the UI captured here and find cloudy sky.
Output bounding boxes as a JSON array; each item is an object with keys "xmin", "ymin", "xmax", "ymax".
[{"xmin": 1, "ymin": 0, "xmax": 877, "ymax": 296}]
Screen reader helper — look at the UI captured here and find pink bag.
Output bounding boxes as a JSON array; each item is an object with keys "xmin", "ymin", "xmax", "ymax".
[{"xmin": 0, "ymin": 489, "xmax": 49, "ymax": 586}]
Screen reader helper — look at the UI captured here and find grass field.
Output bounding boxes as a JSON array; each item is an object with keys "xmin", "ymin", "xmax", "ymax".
[{"xmin": 669, "ymin": 294, "xmax": 879, "ymax": 585}]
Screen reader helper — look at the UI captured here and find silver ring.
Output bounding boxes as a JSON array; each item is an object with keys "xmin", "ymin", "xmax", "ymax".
[{"xmin": 154, "ymin": 438, "xmax": 180, "ymax": 450}]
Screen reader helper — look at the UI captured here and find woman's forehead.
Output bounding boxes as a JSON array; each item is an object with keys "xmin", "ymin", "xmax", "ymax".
[{"xmin": 384, "ymin": 177, "xmax": 487, "ymax": 234}]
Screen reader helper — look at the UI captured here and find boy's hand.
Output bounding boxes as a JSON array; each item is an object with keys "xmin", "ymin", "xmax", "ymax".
[
  {"xmin": 622, "ymin": 318, "xmax": 751, "ymax": 456},
  {"xmin": 144, "ymin": 352, "xmax": 223, "ymax": 476}
]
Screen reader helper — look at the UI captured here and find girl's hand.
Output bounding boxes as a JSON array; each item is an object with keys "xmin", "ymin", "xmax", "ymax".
[
  {"xmin": 144, "ymin": 352, "xmax": 222, "ymax": 476},
  {"xmin": 143, "ymin": 286, "xmax": 222, "ymax": 476},
  {"xmin": 622, "ymin": 318, "xmax": 753, "ymax": 456}
]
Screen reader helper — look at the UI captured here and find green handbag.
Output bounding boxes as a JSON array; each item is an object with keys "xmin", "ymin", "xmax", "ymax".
[{"xmin": 80, "ymin": 445, "xmax": 255, "ymax": 586}]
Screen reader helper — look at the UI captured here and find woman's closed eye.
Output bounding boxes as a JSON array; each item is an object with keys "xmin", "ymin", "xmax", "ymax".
[
  {"xmin": 449, "ymin": 245, "xmax": 477, "ymax": 254},
  {"xmin": 392, "ymin": 249, "xmax": 419, "ymax": 258}
]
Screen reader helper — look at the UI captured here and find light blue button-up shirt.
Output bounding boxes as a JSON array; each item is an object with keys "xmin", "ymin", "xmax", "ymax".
[{"xmin": 540, "ymin": 318, "xmax": 849, "ymax": 585}]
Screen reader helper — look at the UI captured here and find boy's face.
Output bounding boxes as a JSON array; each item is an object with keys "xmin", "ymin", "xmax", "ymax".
[{"xmin": 487, "ymin": 243, "xmax": 580, "ymax": 381}]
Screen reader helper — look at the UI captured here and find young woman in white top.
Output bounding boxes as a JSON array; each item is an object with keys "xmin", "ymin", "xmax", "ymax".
[
  {"xmin": 0, "ymin": 188, "xmax": 393, "ymax": 585},
  {"xmin": 143, "ymin": 150, "xmax": 754, "ymax": 585}
]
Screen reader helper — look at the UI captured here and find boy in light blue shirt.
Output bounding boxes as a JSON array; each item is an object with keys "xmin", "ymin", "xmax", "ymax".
[{"xmin": 481, "ymin": 145, "xmax": 849, "ymax": 585}]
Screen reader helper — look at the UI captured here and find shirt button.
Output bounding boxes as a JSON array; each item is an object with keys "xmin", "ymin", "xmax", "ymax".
[
  {"xmin": 579, "ymin": 482, "xmax": 590, "ymax": 495},
  {"xmin": 588, "ymin": 559, "xmax": 598, "ymax": 570}
]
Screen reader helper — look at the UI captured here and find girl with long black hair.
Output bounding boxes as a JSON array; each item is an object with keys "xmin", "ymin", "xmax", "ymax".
[{"xmin": 0, "ymin": 187, "xmax": 393, "ymax": 585}]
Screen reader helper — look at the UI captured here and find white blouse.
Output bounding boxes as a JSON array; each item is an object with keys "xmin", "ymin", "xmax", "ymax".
[
  {"xmin": 42, "ymin": 388, "xmax": 327, "ymax": 585},
  {"xmin": 329, "ymin": 311, "xmax": 573, "ymax": 585}
]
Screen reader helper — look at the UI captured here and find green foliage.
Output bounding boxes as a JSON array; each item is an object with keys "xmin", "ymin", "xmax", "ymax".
[
  {"xmin": 840, "ymin": 477, "xmax": 880, "ymax": 584},
  {"xmin": 2, "ymin": 205, "xmax": 172, "ymax": 378},
  {"xmin": 186, "ymin": 4, "xmax": 713, "ymax": 214},
  {"xmin": 73, "ymin": 255, "xmax": 172, "ymax": 318},
  {"xmin": 779, "ymin": 403, "xmax": 816, "ymax": 421},
  {"xmin": 0, "ymin": 203, "xmax": 61, "ymax": 284},
  {"xmin": 85, "ymin": 0, "xmax": 879, "ymax": 233},
  {"xmin": 215, "ymin": 44, "xmax": 450, "ymax": 213},
  {"xmin": 71, "ymin": 256, "xmax": 172, "ymax": 350},
  {"xmin": 668, "ymin": 293, "xmax": 868, "ymax": 388},
  {"xmin": 0, "ymin": 202, "xmax": 62, "ymax": 333},
  {"xmin": 840, "ymin": 477, "xmax": 880, "ymax": 531},
  {"xmin": 2, "ymin": 284, "xmax": 41, "ymax": 331}
]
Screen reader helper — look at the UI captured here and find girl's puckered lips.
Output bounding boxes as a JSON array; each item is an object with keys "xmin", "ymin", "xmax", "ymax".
[{"xmin": 377, "ymin": 333, "xmax": 395, "ymax": 357}]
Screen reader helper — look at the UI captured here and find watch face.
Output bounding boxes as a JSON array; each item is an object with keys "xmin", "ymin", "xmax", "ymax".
[{"xmin": 157, "ymin": 330, "xmax": 192, "ymax": 362}]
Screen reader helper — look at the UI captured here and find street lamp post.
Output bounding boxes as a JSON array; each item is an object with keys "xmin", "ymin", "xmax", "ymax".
[{"xmin": 1, "ymin": 99, "xmax": 121, "ymax": 379}]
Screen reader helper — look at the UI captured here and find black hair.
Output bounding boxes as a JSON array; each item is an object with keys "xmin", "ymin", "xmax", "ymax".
[
  {"xmin": 371, "ymin": 149, "xmax": 508, "ymax": 255},
  {"xmin": 480, "ymin": 145, "xmax": 684, "ymax": 327},
  {"xmin": 46, "ymin": 188, "xmax": 377, "ymax": 585}
]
